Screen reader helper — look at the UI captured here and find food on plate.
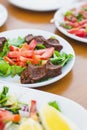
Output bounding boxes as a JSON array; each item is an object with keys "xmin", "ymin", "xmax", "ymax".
[
  {"xmin": 39, "ymin": 104, "xmax": 79, "ymax": 130},
  {"xmin": 60, "ymin": 3, "xmax": 87, "ymax": 38},
  {"xmin": 0, "ymin": 86, "xmax": 79, "ymax": 130},
  {"xmin": 0, "ymin": 34, "xmax": 73, "ymax": 84},
  {"xmin": 20, "ymin": 60, "xmax": 62, "ymax": 84}
]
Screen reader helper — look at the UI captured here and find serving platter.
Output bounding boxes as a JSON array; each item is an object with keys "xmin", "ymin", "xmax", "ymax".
[
  {"xmin": 0, "ymin": 29, "xmax": 75, "ymax": 88},
  {"xmin": 0, "ymin": 82, "xmax": 87, "ymax": 130}
]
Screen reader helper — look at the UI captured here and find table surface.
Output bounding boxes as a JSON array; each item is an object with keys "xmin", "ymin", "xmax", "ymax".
[{"xmin": 0, "ymin": 0, "xmax": 87, "ymax": 109}]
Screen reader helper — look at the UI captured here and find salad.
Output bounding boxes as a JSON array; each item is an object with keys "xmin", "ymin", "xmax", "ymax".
[
  {"xmin": 60, "ymin": 3, "xmax": 87, "ymax": 38},
  {"xmin": 0, "ymin": 34, "xmax": 73, "ymax": 84},
  {"xmin": 0, "ymin": 86, "xmax": 79, "ymax": 130}
]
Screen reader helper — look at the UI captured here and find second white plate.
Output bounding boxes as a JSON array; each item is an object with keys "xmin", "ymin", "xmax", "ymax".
[
  {"xmin": 54, "ymin": 2, "xmax": 87, "ymax": 43},
  {"xmin": 8, "ymin": 0, "xmax": 76, "ymax": 11}
]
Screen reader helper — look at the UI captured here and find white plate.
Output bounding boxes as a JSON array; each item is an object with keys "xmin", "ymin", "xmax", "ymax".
[
  {"xmin": 0, "ymin": 82, "xmax": 87, "ymax": 130},
  {"xmin": 0, "ymin": 4, "xmax": 8, "ymax": 27},
  {"xmin": 54, "ymin": 2, "xmax": 87, "ymax": 43},
  {"xmin": 8, "ymin": 0, "xmax": 76, "ymax": 11},
  {"xmin": 0, "ymin": 29, "xmax": 75, "ymax": 88}
]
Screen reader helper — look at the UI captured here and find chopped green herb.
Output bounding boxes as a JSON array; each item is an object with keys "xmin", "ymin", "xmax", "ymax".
[
  {"xmin": 76, "ymin": 14, "xmax": 84, "ymax": 22},
  {"xmin": 50, "ymin": 51, "xmax": 73, "ymax": 66},
  {"xmin": 0, "ymin": 42, "xmax": 9, "ymax": 57},
  {"xmin": 0, "ymin": 86, "xmax": 9, "ymax": 106},
  {"xmin": 50, "ymin": 36, "xmax": 56, "ymax": 39},
  {"xmin": 36, "ymin": 44, "xmax": 46, "ymax": 49},
  {"xmin": 85, "ymin": 26, "xmax": 87, "ymax": 32},
  {"xmin": 64, "ymin": 11, "xmax": 72, "ymax": 17},
  {"xmin": 60, "ymin": 23, "xmax": 72, "ymax": 29},
  {"xmin": 7, "ymin": 36, "xmax": 25, "ymax": 47},
  {"xmin": 0, "ymin": 60, "xmax": 25, "ymax": 77},
  {"xmin": 48, "ymin": 101, "xmax": 61, "ymax": 112},
  {"xmin": 82, "ymin": 8, "xmax": 87, "ymax": 11}
]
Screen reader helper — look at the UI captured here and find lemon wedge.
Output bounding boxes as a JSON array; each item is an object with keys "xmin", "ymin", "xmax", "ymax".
[
  {"xmin": 19, "ymin": 118, "xmax": 43, "ymax": 130},
  {"xmin": 39, "ymin": 104, "xmax": 79, "ymax": 130}
]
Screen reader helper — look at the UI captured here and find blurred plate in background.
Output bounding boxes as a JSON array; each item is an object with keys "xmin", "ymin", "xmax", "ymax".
[
  {"xmin": 53, "ymin": 2, "xmax": 87, "ymax": 43},
  {"xmin": 0, "ymin": 4, "xmax": 8, "ymax": 27},
  {"xmin": 8, "ymin": 0, "xmax": 76, "ymax": 11}
]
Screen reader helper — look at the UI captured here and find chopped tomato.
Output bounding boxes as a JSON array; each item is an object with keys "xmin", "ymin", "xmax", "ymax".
[
  {"xmin": 20, "ymin": 43, "xmax": 29, "ymax": 51},
  {"xmin": 5, "ymin": 42, "xmax": 55, "ymax": 67},
  {"xmin": 4, "ymin": 56, "xmax": 15, "ymax": 65},
  {"xmin": 31, "ymin": 52, "xmax": 41, "ymax": 64},
  {"xmin": 65, "ymin": 21, "xmax": 80, "ymax": 28},
  {"xmin": 16, "ymin": 61, "xmax": 26, "ymax": 67},
  {"xmin": 30, "ymin": 100, "xmax": 38, "ymax": 120},
  {"xmin": 12, "ymin": 114, "xmax": 21, "ymax": 123},
  {"xmin": 0, "ymin": 121, "xmax": 5, "ymax": 130},
  {"xmin": 64, "ymin": 16, "xmax": 77, "ymax": 23},
  {"xmin": 79, "ymin": 19, "xmax": 87, "ymax": 26},
  {"xmin": 7, "ymin": 51, "xmax": 20, "ymax": 58},
  {"xmin": 29, "ymin": 39, "xmax": 37, "ymax": 50},
  {"xmin": 34, "ymin": 49, "xmax": 47, "ymax": 55},
  {"xmin": 20, "ymin": 50, "xmax": 34, "ymax": 58},
  {"xmin": 17, "ymin": 56, "xmax": 28, "ymax": 62},
  {"xmin": 75, "ymin": 29, "xmax": 87, "ymax": 37},
  {"xmin": 68, "ymin": 28, "xmax": 79, "ymax": 34},
  {"xmin": 9, "ymin": 45, "xmax": 19, "ymax": 51},
  {"xmin": 0, "ymin": 109, "xmax": 20, "ymax": 123},
  {"xmin": 16, "ymin": 56, "xmax": 33, "ymax": 66},
  {"xmin": 40, "ymin": 47, "xmax": 54, "ymax": 60},
  {"xmin": 68, "ymin": 28, "xmax": 87, "ymax": 37},
  {"xmin": 81, "ymin": 3, "xmax": 87, "ymax": 8}
]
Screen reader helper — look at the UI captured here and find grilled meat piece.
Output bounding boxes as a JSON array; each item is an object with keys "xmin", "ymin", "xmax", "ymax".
[
  {"xmin": 45, "ymin": 38, "xmax": 63, "ymax": 51},
  {"xmin": 46, "ymin": 60, "xmax": 62, "ymax": 78},
  {"xmin": 25, "ymin": 34, "xmax": 46, "ymax": 44},
  {"xmin": 20, "ymin": 63, "xmax": 46, "ymax": 84},
  {"xmin": 20, "ymin": 61, "xmax": 62, "ymax": 84},
  {"xmin": 25, "ymin": 34, "xmax": 34, "ymax": 43},
  {"xmin": 25, "ymin": 34, "xmax": 63, "ymax": 51},
  {"xmin": 0, "ymin": 37, "xmax": 7, "ymax": 51}
]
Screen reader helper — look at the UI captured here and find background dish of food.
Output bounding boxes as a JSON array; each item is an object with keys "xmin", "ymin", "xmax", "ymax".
[{"xmin": 53, "ymin": 2, "xmax": 87, "ymax": 43}]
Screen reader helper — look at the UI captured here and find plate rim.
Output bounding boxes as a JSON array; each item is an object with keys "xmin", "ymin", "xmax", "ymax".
[{"xmin": 0, "ymin": 29, "xmax": 75, "ymax": 88}]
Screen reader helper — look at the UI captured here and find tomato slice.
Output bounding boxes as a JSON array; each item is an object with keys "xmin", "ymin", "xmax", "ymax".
[
  {"xmin": 4, "ymin": 56, "xmax": 15, "ymax": 65},
  {"xmin": 7, "ymin": 51, "xmax": 20, "ymax": 59},
  {"xmin": 29, "ymin": 39, "xmax": 37, "ymax": 50},
  {"xmin": 34, "ymin": 49, "xmax": 47, "ymax": 55},
  {"xmin": 20, "ymin": 43, "xmax": 29, "ymax": 51},
  {"xmin": 31, "ymin": 52, "xmax": 41, "ymax": 64},
  {"xmin": 16, "ymin": 56, "xmax": 33, "ymax": 66},
  {"xmin": 20, "ymin": 50, "xmax": 34, "ymax": 58},
  {"xmin": 0, "ymin": 121, "xmax": 5, "ymax": 130},
  {"xmin": 9, "ymin": 45, "xmax": 19, "ymax": 51},
  {"xmin": 79, "ymin": 19, "xmax": 87, "ymax": 26},
  {"xmin": 29, "ymin": 100, "xmax": 38, "ymax": 120},
  {"xmin": 68, "ymin": 28, "xmax": 87, "ymax": 37},
  {"xmin": 0, "ymin": 109, "xmax": 20, "ymax": 123},
  {"xmin": 40, "ymin": 47, "xmax": 54, "ymax": 60}
]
